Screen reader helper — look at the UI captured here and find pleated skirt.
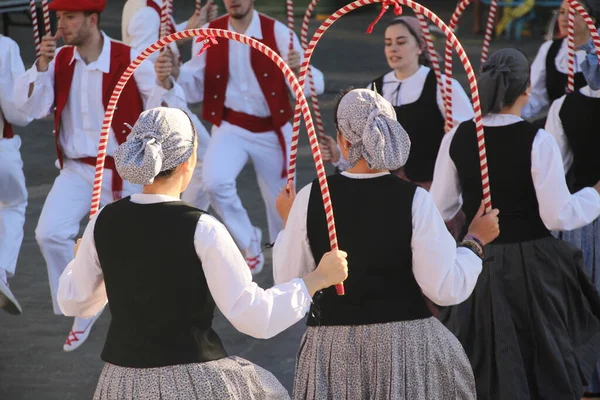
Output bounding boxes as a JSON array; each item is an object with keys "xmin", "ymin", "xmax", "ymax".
[
  {"xmin": 557, "ymin": 218, "xmax": 600, "ymax": 392},
  {"xmin": 440, "ymin": 236, "xmax": 600, "ymax": 400},
  {"xmin": 292, "ymin": 317, "xmax": 476, "ymax": 400},
  {"xmin": 93, "ymin": 356, "xmax": 290, "ymax": 400}
]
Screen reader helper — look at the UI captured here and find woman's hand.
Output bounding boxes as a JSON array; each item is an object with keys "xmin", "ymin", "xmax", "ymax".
[
  {"xmin": 276, "ymin": 181, "xmax": 296, "ymax": 227},
  {"xmin": 466, "ymin": 201, "xmax": 500, "ymax": 245},
  {"xmin": 319, "ymin": 135, "xmax": 340, "ymax": 163},
  {"xmin": 303, "ymin": 250, "xmax": 348, "ymax": 296}
]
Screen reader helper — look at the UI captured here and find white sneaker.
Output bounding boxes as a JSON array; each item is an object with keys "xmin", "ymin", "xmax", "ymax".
[
  {"xmin": 245, "ymin": 227, "xmax": 264, "ymax": 276},
  {"xmin": 63, "ymin": 312, "xmax": 102, "ymax": 352},
  {"xmin": 0, "ymin": 279, "xmax": 22, "ymax": 315}
]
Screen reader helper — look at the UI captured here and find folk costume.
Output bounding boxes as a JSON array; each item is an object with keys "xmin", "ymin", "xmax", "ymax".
[
  {"xmin": 545, "ymin": 33, "xmax": 600, "ymax": 395},
  {"xmin": 58, "ymin": 108, "xmax": 334, "ymax": 400},
  {"xmin": 431, "ymin": 49, "xmax": 600, "ymax": 400},
  {"xmin": 0, "ymin": 35, "xmax": 33, "ymax": 315},
  {"xmin": 274, "ymin": 89, "xmax": 481, "ymax": 400},
  {"xmin": 177, "ymin": 10, "xmax": 325, "ymax": 274},
  {"xmin": 13, "ymin": 0, "xmax": 188, "ymax": 351}
]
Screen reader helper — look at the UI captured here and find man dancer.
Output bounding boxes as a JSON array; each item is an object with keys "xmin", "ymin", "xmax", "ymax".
[
  {"xmin": 14, "ymin": 0, "xmax": 186, "ymax": 351},
  {"xmin": 0, "ymin": 35, "xmax": 34, "ymax": 315},
  {"xmin": 121, "ymin": 0, "xmax": 218, "ymax": 210},
  {"xmin": 177, "ymin": 0, "xmax": 325, "ymax": 275}
]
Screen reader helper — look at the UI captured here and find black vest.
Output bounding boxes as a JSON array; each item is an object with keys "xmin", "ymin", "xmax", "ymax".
[
  {"xmin": 559, "ymin": 91, "xmax": 600, "ymax": 192},
  {"xmin": 94, "ymin": 198, "xmax": 227, "ymax": 368},
  {"xmin": 305, "ymin": 174, "xmax": 432, "ymax": 326},
  {"xmin": 372, "ymin": 70, "xmax": 445, "ymax": 182},
  {"xmin": 450, "ymin": 120, "xmax": 551, "ymax": 244},
  {"xmin": 546, "ymin": 39, "xmax": 586, "ymax": 103}
]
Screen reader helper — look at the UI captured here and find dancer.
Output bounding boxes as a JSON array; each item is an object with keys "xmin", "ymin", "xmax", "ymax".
[
  {"xmin": 177, "ymin": 0, "xmax": 325, "ymax": 275},
  {"xmin": 431, "ymin": 48, "xmax": 600, "ymax": 400},
  {"xmin": 121, "ymin": 0, "xmax": 219, "ymax": 211},
  {"xmin": 321, "ymin": 16, "xmax": 473, "ymax": 190},
  {"xmin": 13, "ymin": 0, "xmax": 187, "ymax": 351},
  {"xmin": 57, "ymin": 107, "xmax": 348, "ymax": 400},
  {"xmin": 522, "ymin": 0, "xmax": 599, "ymax": 122},
  {"xmin": 0, "ymin": 35, "xmax": 33, "ymax": 315},
  {"xmin": 545, "ymin": 30, "xmax": 600, "ymax": 398},
  {"xmin": 274, "ymin": 88, "xmax": 500, "ymax": 399}
]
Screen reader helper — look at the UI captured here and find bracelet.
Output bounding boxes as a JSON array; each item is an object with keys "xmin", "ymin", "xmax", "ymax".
[
  {"xmin": 459, "ymin": 239, "xmax": 484, "ymax": 260},
  {"xmin": 464, "ymin": 234, "xmax": 484, "ymax": 249}
]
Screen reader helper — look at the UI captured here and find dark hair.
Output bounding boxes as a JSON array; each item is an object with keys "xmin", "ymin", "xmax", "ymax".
[
  {"xmin": 385, "ymin": 18, "xmax": 431, "ymax": 67},
  {"xmin": 333, "ymin": 87, "xmax": 355, "ymax": 130},
  {"xmin": 83, "ymin": 11, "xmax": 102, "ymax": 27},
  {"xmin": 154, "ymin": 109, "xmax": 198, "ymax": 180}
]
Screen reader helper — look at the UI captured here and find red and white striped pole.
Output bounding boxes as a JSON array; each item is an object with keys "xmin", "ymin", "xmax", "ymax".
[
  {"xmin": 287, "ymin": 0, "xmax": 295, "ymax": 51},
  {"xmin": 415, "ymin": 12, "xmax": 447, "ymax": 124},
  {"xmin": 41, "ymin": 0, "xmax": 51, "ymax": 37},
  {"xmin": 300, "ymin": 0, "xmax": 326, "ymax": 139},
  {"xmin": 566, "ymin": 5, "xmax": 576, "ymax": 92},
  {"xmin": 29, "ymin": 0, "xmax": 41, "ymax": 57},
  {"xmin": 565, "ymin": 0, "xmax": 600, "ymax": 92},
  {"xmin": 480, "ymin": 0, "xmax": 498, "ymax": 64},
  {"xmin": 196, "ymin": 0, "xmax": 202, "ymax": 13},
  {"xmin": 91, "ymin": 28, "xmax": 345, "ymax": 294},
  {"xmin": 290, "ymin": 0, "xmax": 492, "ymax": 213}
]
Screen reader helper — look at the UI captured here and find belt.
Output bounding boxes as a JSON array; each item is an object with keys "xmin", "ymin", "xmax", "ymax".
[{"xmin": 78, "ymin": 156, "xmax": 123, "ymax": 201}]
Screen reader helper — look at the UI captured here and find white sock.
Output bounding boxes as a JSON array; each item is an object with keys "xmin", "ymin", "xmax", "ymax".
[{"xmin": 72, "ymin": 314, "xmax": 99, "ymax": 332}]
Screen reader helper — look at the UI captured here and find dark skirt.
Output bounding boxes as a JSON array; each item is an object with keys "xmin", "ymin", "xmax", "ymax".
[
  {"xmin": 292, "ymin": 318, "xmax": 476, "ymax": 399},
  {"xmin": 439, "ymin": 236, "xmax": 600, "ymax": 400}
]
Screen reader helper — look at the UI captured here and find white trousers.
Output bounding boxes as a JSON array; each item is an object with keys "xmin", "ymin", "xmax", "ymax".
[
  {"xmin": 36, "ymin": 159, "xmax": 141, "ymax": 314},
  {"xmin": 181, "ymin": 112, "xmax": 211, "ymax": 210},
  {"xmin": 202, "ymin": 121, "xmax": 290, "ymax": 252},
  {"xmin": 0, "ymin": 136, "xmax": 27, "ymax": 278}
]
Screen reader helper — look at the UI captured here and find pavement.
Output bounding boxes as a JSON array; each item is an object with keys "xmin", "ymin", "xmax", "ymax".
[{"xmin": 0, "ymin": 1, "xmax": 550, "ymax": 398}]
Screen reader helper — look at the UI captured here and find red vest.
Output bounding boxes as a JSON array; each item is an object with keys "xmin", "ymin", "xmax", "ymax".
[
  {"xmin": 202, "ymin": 14, "xmax": 293, "ymax": 129},
  {"xmin": 53, "ymin": 40, "xmax": 144, "ymax": 168},
  {"xmin": 2, "ymin": 121, "xmax": 13, "ymax": 139}
]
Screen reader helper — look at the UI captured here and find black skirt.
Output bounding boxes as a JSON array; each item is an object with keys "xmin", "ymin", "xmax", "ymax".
[{"xmin": 439, "ymin": 236, "xmax": 600, "ymax": 400}]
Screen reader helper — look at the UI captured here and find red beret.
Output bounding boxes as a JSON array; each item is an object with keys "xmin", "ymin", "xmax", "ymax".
[{"xmin": 49, "ymin": 0, "xmax": 106, "ymax": 12}]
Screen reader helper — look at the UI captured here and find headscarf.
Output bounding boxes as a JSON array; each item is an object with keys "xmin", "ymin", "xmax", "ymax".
[
  {"xmin": 478, "ymin": 48, "xmax": 530, "ymax": 115},
  {"xmin": 335, "ymin": 88, "xmax": 411, "ymax": 170},
  {"xmin": 387, "ymin": 16, "xmax": 433, "ymax": 67},
  {"xmin": 578, "ymin": 29, "xmax": 600, "ymax": 90},
  {"xmin": 115, "ymin": 107, "xmax": 196, "ymax": 185}
]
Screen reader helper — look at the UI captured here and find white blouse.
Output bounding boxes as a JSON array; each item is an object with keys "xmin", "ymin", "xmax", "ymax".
[
  {"xmin": 430, "ymin": 114, "xmax": 600, "ymax": 231},
  {"xmin": 13, "ymin": 32, "xmax": 187, "ymax": 159},
  {"xmin": 522, "ymin": 39, "xmax": 587, "ymax": 120},
  {"xmin": 545, "ymin": 86, "xmax": 600, "ymax": 172},
  {"xmin": 272, "ymin": 171, "xmax": 483, "ymax": 307},
  {"xmin": 366, "ymin": 66, "xmax": 475, "ymax": 125},
  {"xmin": 58, "ymin": 193, "xmax": 313, "ymax": 339}
]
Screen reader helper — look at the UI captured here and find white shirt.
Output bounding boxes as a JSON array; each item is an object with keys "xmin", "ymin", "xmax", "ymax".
[
  {"xmin": 58, "ymin": 193, "xmax": 313, "ymax": 339},
  {"xmin": 123, "ymin": 0, "xmax": 187, "ymax": 63},
  {"xmin": 545, "ymin": 86, "xmax": 600, "ymax": 172},
  {"xmin": 522, "ymin": 39, "xmax": 587, "ymax": 119},
  {"xmin": 430, "ymin": 114, "xmax": 600, "ymax": 231},
  {"xmin": 13, "ymin": 32, "xmax": 187, "ymax": 159},
  {"xmin": 366, "ymin": 66, "xmax": 475, "ymax": 126},
  {"xmin": 177, "ymin": 10, "xmax": 325, "ymax": 117},
  {"xmin": 272, "ymin": 172, "xmax": 483, "ymax": 307},
  {"xmin": 0, "ymin": 35, "xmax": 32, "ymax": 137}
]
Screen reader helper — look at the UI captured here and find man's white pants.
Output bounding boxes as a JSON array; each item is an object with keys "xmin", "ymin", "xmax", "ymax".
[
  {"xmin": 202, "ymin": 121, "xmax": 289, "ymax": 252},
  {"xmin": 36, "ymin": 159, "xmax": 141, "ymax": 314},
  {"xmin": 0, "ymin": 136, "xmax": 27, "ymax": 279},
  {"xmin": 181, "ymin": 112, "xmax": 211, "ymax": 210}
]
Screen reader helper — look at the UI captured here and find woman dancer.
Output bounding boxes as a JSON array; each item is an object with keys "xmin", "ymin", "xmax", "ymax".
[
  {"xmin": 431, "ymin": 48, "xmax": 600, "ymax": 400},
  {"xmin": 545, "ymin": 31, "xmax": 600, "ymax": 398},
  {"xmin": 522, "ymin": 0, "xmax": 599, "ymax": 123},
  {"xmin": 275, "ymin": 88, "xmax": 500, "ymax": 399},
  {"xmin": 57, "ymin": 107, "xmax": 348, "ymax": 399}
]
